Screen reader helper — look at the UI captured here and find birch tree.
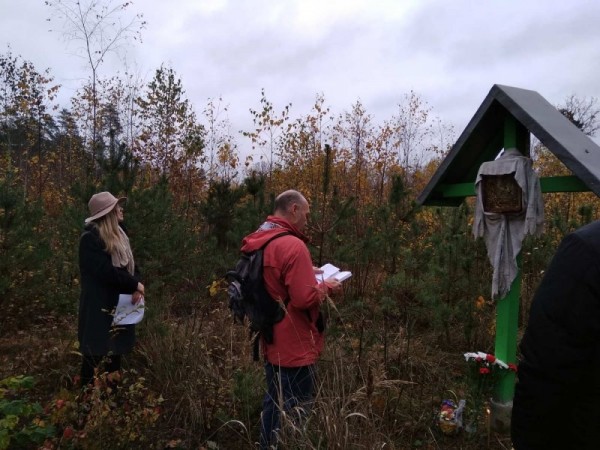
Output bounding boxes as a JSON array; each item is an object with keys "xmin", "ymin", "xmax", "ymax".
[{"xmin": 46, "ymin": 0, "xmax": 145, "ymax": 167}]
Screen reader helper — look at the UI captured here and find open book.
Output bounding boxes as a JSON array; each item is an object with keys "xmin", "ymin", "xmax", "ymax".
[
  {"xmin": 317, "ymin": 263, "xmax": 352, "ymax": 283},
  {"xmin": 113, "ymin": 294, "xmax": 145, "ymax": 325}
]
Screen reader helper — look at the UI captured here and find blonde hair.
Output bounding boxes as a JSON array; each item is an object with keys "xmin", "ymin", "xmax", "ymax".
[
  {"xmin": 95, "ymin": 208, "xmax": 118, "ymax": 251},
  {"xmin": 93, "ymin": 207, "xmax": 135, "ymax": 274}
]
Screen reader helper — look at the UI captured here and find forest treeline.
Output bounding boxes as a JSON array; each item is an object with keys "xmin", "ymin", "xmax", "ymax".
[
  {"xmin": 2, "ymin": 40, "xmax": 600, "ymax": 448},
  {"xmin": 0, "ymin": 46, "xmax": 469, "ymax": 323},
  {"xmin": 2, "ymin": 45, "xmax": 599, "ymax": 328}
]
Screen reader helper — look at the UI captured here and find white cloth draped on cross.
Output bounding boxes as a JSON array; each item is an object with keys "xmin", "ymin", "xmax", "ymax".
[{"xmin": 473, "ymin": 148, "xmax": 544, "ymax": 299}]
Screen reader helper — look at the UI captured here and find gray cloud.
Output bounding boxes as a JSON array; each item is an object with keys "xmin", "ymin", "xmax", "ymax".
[{"xmin": 2, "ymin": 0, "xmax": 600, "ymax": 153}]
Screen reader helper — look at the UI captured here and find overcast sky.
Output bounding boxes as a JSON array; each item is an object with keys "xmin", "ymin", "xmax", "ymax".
[{"xmin": 3, "ymin": 0, "xmax": 600, "ymax": 154}]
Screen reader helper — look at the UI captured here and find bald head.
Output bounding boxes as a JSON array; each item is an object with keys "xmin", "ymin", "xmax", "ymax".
[
  {"xmin": 274, "ymin": 190, "xmax": 310, "ymax": 231},
  {"xmin": 274, "ymin": 190, "xmax": 306, "ymax": 213}
]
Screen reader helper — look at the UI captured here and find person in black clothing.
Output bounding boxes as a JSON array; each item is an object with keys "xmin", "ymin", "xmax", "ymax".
[
  {"xmin": 511, "ymin": 220, "xmax": 600, "ymax": 449},
  {"xmin": 78, "ymin": 192, "xmax": 144, "ymax": 386}
]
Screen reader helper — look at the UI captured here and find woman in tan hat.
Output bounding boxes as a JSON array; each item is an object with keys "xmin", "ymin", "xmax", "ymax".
[{"xmin": 78, "ymin": 191, "xmax": 144, "ymax": 386}]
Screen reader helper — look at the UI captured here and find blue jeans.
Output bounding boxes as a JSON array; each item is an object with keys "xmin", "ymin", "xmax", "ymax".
[{"xmin": 260, "ymin": 363, "xmax": 316, "ymax": 449}]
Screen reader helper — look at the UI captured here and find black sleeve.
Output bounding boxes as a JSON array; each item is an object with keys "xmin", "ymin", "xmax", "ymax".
[
  {"xmin": 79, "ymin": 231, "xmax": 140, "ymax": 294},
  {"xmin": 522, "ymin": 232, "xmax": 600, "ymax": 385}
]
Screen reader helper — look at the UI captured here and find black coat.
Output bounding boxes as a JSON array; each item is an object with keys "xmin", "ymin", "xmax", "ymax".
[
  {"xmin": 511, "ymin": 220, "xmax": 600, "ymax": 450},
  {"xmin": 78, "ymin": 224, "xmax": 141, "ymax": 356}
]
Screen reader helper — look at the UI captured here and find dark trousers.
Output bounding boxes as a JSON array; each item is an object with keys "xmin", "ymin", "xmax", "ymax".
[
  {"xmin": 81, "ymin": 354, "xmax": 122, "ymax": 386},
  {"xmin": 260, "ymin": 362, "xmax": 316, "ymax": 449}
]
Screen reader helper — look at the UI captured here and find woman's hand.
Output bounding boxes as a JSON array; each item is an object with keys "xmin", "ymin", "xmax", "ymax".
[
  {"xmin": 132, "ymin": 282, "xmax": 145, "ymax": 304},
  {"xmin": 132, "ymin": 290, "xmax": 144, "ymax": 305}
]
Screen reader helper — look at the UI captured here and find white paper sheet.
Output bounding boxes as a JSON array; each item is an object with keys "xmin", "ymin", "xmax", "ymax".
[{"xmin": 113, "ymin": 294, "xmax": 145, "ymax": 325}]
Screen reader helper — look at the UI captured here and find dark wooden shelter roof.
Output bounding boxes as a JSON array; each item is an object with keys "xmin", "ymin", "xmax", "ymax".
[{"xmin": 417, "ymin": 84, "xmax": 600, "ymax": 206}]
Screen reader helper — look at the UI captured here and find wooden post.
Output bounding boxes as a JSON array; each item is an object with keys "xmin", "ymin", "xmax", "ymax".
[
  {"xmin": 494, "ymin": 254, "xmax": 520, "ymax": 402},
  {"xmin": 493, "ymin": 114, "xmax": 527, "ymax": 402}
]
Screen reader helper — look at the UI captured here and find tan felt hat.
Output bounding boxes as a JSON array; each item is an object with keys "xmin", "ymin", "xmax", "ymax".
[{"xmin": 85, "ymin": 191, "xmax": 126, "ymax": 224}]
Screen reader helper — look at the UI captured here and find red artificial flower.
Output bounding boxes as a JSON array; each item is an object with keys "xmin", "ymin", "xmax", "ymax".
[
  {"xmin": 479, "ymin": 367, "xmax": 490, "ymax": 375},
  {"xmin": 508, "ymin": 363, "xmax": 518, "ymax": 372},
  {"xmin": 485, "ymin": 354, "xmax": 496, "ymax": 363}
]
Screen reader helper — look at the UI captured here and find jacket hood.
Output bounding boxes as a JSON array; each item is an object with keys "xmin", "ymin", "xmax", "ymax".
[{"xmin": 241, "ymin": 216, "xmax": 307, "ymax": 253}]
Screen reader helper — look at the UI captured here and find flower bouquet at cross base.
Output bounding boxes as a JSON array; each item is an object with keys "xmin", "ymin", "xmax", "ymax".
[{"xmin": 463, "ymin": 352, "xmax": 517, "ymax": 430}]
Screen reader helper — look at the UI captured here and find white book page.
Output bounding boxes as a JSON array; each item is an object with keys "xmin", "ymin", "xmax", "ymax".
[
  {"xmin": 113, "ymin": 294, "xmax": 145, "ymax": 325},
  {"xmin": 317, "ymin": 263, "xmax": 352, "ymax": 283},
  {"xmin": 319, "ymin": 263, "xmax": 340, "ymax": 279},
  {"xmin": 334, "ymin": 271, "xmax": 352, "ymax": 282}
]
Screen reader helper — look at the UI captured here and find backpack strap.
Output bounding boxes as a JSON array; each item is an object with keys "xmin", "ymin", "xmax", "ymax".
[
  {"xmin": 260, "ymin": 230, "xmax": 321, "ymax": 330},
  {"xmin": 258, "ymin": 230, "xmax": 292, "ymax": 250},
  {"xmin": 257, "ymin": 230, "xmax": 292, "ymax": 302},
  {"xmin": 254, "ymin": 230, "xmax": 291, "ymax": 361}
]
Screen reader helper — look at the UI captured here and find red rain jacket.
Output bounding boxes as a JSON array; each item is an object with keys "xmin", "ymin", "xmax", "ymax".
[{"xmin": 241, "ymin": 216, "xmax": 330, "ymax": 367}]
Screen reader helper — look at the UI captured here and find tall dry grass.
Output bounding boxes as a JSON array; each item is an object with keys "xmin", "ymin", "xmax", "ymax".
[
  {"xmin": 135, "ymin": 292, "xmax": 264, "ymax": 448},
  {"xmin": 0, "ymin": 291, "xmax": 512, "ymax": 449},
  {"xmin": 129, "ymin": 289, "xmax": 511, "ymax": 449}
]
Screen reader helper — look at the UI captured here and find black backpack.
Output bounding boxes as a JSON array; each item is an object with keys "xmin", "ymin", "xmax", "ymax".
[{"xmin": 226, "ymin": 231, "xmax": 290, "ymax": 360}]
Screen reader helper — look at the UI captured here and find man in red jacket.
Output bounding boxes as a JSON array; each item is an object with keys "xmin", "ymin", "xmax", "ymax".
[{"xmin": 241, "ymin": 190, "xmax": 341, "ymax": 449}]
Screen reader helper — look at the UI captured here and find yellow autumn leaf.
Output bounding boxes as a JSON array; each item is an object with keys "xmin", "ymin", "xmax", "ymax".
[{"xmin": 208, "ymin": 280, "xmax": 221, "ymax": 297}]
